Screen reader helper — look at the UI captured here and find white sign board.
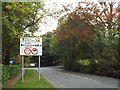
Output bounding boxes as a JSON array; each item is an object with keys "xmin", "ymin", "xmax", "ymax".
[{"xmin": 20, "ymin": 37, "xmax": 42, "ymax": 56}]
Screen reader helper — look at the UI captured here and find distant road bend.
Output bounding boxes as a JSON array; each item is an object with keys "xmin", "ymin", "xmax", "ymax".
[{"xmin": 25, "ymin": 66, "xmax": 119, "ymax": 88}]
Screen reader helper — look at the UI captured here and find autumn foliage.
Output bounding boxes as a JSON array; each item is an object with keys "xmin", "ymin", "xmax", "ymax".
[{"xmin": 51, "ymin": 0, "xmax": 119, "ymax": 77}]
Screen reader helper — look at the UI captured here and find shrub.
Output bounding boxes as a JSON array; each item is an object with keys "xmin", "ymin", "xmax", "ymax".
[
  {"xmin": 2, "ymin": 64, "xmax": 10, "ymax": 87},
  {"xmin": 0, "ymin": 64, "xmax": 2, "ymax": 88},
  {"xmin": 7, "ymin": 65, "xmax": 21, "ymax": 79},
  {"xmin": 76, "ymin": 59, "xmax": 119, "ymax": 78},
  {"xmin": 95, "ymin": 59, "xmax": 119, "ymax": 78},
  {"xmin": 77, "ymin": 59, "xmax": 90, "ymax": 66},
  {"xmin": 2, "ymin": 64, "xmax": 21, "ymax": 87},
  {"xmin": 71, "ymin": 62, "xmax": 80, "ymax": 72}
]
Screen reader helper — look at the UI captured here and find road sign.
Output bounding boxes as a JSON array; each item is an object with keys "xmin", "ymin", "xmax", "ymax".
[
  {"xmin": 20, "ymin": 37, "xmax": 42, "ymax": 56},
  {"xmin": 20, "ymin": 37, "xmax": 42, "ymax": 82},
  {"xmin": 32, "ymin": 48, "xmax": 38, "ymax": 55},
  {"xmin": 24, "ymin": 48, "xmax": 31, "ymax": 55}
]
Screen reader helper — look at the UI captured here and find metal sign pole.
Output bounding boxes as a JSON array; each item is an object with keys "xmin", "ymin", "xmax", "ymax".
[
  {"xmin": 22, "ymin": 56, "xmax": 24, "ymax": 82},
  {"xmin": 39, "ymin": 56, "xmax": 40, "ymax": 80}
]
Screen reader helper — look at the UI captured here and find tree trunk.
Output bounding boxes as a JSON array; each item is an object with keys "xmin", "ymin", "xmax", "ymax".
[
  {"xmin": 3, "ymin": 50, "xmax": 10, "ymax": 65},
  {"xmin": 89, "ymin": 45, "xmax": 96, "ymax": 73}
]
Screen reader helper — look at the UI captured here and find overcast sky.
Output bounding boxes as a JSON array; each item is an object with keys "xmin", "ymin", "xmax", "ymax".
[
  {"xmin": 34, "ymin": 0, "xmax": 85, "ymax": 36},
  {"xmin": 34, "ymin": 0, "xmax": 119, "ymax": 36}
]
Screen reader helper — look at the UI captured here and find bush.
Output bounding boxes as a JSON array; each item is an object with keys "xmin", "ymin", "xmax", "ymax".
[
  {"xmin": 2, "ymin": 64, "xmax": 21, "ymax": 87},
  {"xmin": 7, "ymin": 65, "xmax": 21, "ymax": 79},
  {"xmin": 95, "ymin": 59, "xmax": 119, "ymax": 78},
  {"xmin": 0, "ymin": 64, "xmax": 2, "ymax": 88},
  {"xmin": 2, "ymin": 64, "xmax": 10, "ymax": 87},
  {"xmin": 71, "ymin": 62, "xmax": 80, "ymax": 72},
  {"xmin": 77, "ymin": 59, "xmax": 90, "ymax": 66},
  {"xmin": 76, "ymin": 59, "xmax": 119, "ymax": 78}
]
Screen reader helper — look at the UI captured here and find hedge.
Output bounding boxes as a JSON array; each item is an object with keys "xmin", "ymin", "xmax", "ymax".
[
  {"xmin": 2, "ymin": 64, "xmax": 10, "ymax": 87},
  {"xmin": 6, "ymin": 65, "xmax": 21, "ymax": 79},
  {"xmin": 73, "ymin": 59, "xmax": 119, "ymax": 78},
  {"xmin": 2, "ymin": 64, "xmax": 21, "ymax": 87}
]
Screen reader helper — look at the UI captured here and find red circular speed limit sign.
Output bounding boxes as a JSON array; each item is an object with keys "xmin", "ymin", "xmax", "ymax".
[
  {"xmin": 24, "ymin": 48, "xmax": 31, "ymax": 55},
  {"xmin": 32, "ymin": 48, "xmax": 38, "ymax": 55}
]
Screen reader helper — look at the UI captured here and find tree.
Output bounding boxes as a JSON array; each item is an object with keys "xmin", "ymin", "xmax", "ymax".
[
  {"xmin": 53, "ymin": 14, "xmax": 95, "ymax": 70},
  {"xmin": 38, "ymin": 32, "xmax": 58, "ymax": 66},
  {"xmin": 2, "ymin": 2, "xmax": 45, "ymax": 64},
  {"xmin": 51, "ymin": 0, "xmax": 119, "ymax": 76}
]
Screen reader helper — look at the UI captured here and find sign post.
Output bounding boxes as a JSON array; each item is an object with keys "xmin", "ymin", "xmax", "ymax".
[
  {"xmin": 20, "ymin": 37, "xmax": 42, "ymax": 82},
  {"xmin": 39, "ymin": 56, "xmax": 40, "ymax": 80},
  {"xmin": 22, "ymin": 56, "xmax": 24, "ymax": 82}
]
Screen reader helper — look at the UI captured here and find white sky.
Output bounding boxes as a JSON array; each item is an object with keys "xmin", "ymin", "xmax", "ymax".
[
  {"xmin": 34, "ymin": 0, "xmax": 119, "ymax": 36},
  {"xmin": 34, "ymin": 0, "xmax": 85, "ymax": 36}
]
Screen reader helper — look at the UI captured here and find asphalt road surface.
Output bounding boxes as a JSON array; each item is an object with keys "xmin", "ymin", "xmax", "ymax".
[{"xmin": 24, "ymin": 66, "xmax": 119, "ymax": 88}]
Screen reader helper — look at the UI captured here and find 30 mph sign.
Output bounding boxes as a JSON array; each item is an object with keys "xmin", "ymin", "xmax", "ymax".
[{"xmin": 20, "ymin": 37, "xmax": 42, "ymax": 56}]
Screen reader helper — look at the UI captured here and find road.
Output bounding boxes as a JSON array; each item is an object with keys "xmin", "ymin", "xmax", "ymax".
[{"xmin": 24, "ymin": 66, "xmax": 119, "ymax": 88}]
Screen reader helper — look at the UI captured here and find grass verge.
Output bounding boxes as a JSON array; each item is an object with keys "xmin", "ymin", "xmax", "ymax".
[{"xmin": 14, "ymin": 69, "xmax": 54, "ymax": 89}]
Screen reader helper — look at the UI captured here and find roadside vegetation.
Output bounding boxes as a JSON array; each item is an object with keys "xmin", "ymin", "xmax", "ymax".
[
  {"xmin": 1, "ymin": 0, "xmax": 119, "ymax": 88},
  {"xmin": 14, "ymin": 70, "xmax": 54, "ymax": 88},
  {"xmin": 2, "ymin": 1, "xmax": 46, "ymax": 87},
  {"xmin": 50, "ymin": 0, "xmax": 119, "ymax": 78},
  {"xmin": 2, "ymin": 64, "xmax": 21, "ymax": 87}
]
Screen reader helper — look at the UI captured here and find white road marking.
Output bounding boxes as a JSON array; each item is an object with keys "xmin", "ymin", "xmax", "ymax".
[
  {"xmin": 84, "ymin": 78, "xmax": 89, "ymax": 79},
  {"xmin": 46, "ymin": 68, "xmax": 100, "ymax": 83},
  {"xmin": 55, "ymin": 71, "xmax": 100, "ymax": 83}
]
